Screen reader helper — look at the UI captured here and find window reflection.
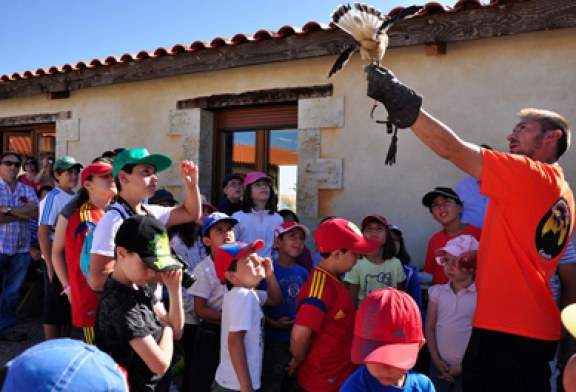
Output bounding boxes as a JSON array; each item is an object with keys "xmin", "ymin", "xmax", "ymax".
[
  {"xmin": 220, "ymin": 129, "xmax": 298, "ymax": 212},
  {"xmin": 222, "ymin": 130, "xmax": 256, "ymax": 176},
  {"xmin": 268, "ymin": 130, "xmax": 298, "ymax": 211}
]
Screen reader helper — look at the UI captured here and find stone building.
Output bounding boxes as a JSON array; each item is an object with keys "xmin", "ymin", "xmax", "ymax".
[{"xmin": 1, "ymin": 0, "xmax": 575, "ymax": 262}]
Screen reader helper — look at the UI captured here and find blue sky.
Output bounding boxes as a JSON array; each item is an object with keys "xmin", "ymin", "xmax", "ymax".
[{"xmin": 0, "ymin": 0, "xmax": 449, "ymax": 76}]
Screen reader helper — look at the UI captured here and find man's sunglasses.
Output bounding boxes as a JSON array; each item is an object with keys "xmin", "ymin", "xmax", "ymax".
[{"xmin": 0, "ymin": 161, "xmax": 21, "ymax": 168}]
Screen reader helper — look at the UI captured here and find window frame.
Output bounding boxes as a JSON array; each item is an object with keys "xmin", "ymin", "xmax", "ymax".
[
  {"xmin": 1, "ymin": 123, "xmax": 56, "ymax": 161},
  {"xmin": 212, "ymin": 104, "xmax": 298, "ymax": 203}
]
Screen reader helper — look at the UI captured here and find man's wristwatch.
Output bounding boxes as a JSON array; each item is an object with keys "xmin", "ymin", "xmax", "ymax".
[{"xmin": 5, "ymin": 206, "xmax": 12, "ymax": 215}]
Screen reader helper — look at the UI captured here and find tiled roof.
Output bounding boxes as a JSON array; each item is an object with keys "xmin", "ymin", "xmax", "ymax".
[{"xmin": 0, "ymin": 0, "xmax": 513, "ymax": 83}]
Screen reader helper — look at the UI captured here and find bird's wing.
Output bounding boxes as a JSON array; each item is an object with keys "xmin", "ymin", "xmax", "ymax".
[
  {"xmin": 377, "ymin": 5, "xmax": 423, "ymax": 35},
  {"xmin": 332, "ymin": 3, "xmax": 384, "ymax": 43},
  {"xmin": 328, "ymin": 45, "xmax": 358, "ymax": 78}
]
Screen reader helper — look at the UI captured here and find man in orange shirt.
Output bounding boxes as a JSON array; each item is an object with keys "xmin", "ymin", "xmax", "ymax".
[{"xmin": 367, "ymin": 65, "xmax": 574, "ymax": 392}]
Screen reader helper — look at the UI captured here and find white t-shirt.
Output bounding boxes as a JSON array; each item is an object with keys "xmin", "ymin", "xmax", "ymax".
[
  {"xmin": 215, "ymin": 287, "xmax": 267, "ymax": 390},
  {"xmin": 38, "ymin": 187, "xmax": 75, "ymax": 241},
  {"xmin": 172, "ymin": 234, "xmax": 207, "ymax": 325},
  {"xmin": 232, "ymin": 209, "xmax": 283, "ymax": 259},
  {"xmin": 90, "ymin": 201, "xmax": 171, "ymax": 257},
  {"xmin": 190, "ymin": 256, "xmax": 228, "ymax": 314}
]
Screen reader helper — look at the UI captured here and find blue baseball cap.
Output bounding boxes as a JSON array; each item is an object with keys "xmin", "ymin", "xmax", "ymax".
[
  {"xmin": 2, "ymin": 338, "xmax": 129, "ymax": 392},
  {"xmin": 202, "ymin": 212, "xmax": 239, "ymax": 237}
]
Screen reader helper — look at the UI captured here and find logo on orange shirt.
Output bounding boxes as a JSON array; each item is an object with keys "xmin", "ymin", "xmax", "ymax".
[
  {"xmin": 334, "ymin": 309, "xmax": 345, "ymax": 319},
  {"xmin": 536, "ymin": 198, "xmax": 571, "ymax": 259}
]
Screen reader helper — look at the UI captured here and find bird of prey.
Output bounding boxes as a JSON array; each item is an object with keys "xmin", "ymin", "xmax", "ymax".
[{"xmin": 329, "ymin": 3, "xmax": 422, "ymax": 78}]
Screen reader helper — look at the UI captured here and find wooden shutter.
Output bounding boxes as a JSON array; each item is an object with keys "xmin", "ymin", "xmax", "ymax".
[{"xmin": 216, "ymin": 104, "xmax": 297, "ymax": 130}]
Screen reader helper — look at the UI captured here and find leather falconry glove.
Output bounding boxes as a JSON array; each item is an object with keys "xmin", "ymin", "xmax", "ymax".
[{"xmin": 365, "ymin": 64, "xmax": 422, "ymax": 129}]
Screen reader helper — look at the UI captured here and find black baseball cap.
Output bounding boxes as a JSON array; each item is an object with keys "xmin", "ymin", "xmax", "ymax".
[
  {"xmin": 149, "ymin": 189, "xmax": 177, "ymax": 206},
  {"xmin": 115, "ymin": 215, "xmax": 181, "ymax": 272},
  {"xmin": 422, "ymin": 187, "xmax": 462, "ymax": 208},
  {"xmin": 221, "ymin": 173, "xmax": 244, "ymax": 188}
]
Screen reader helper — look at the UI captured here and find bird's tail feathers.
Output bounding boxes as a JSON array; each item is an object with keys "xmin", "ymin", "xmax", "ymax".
[
  {"xmin": 331, "ymin": 3, "xmax": 384, "ymax": 41},
  {"xmin": 355, "ymin": 3, "xmax": 383, "ymax": 29},
  {"xmin": 331, "ymin": 3, "xmax": 352, "ymax": 24}
]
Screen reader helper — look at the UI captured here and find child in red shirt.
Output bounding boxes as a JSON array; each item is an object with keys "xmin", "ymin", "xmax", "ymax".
[
  {"xmin": 288, "ymin": 218, "xmax": 380, "ymax": 392},
  {"xmin": 422, "ymin": 187, "xmax": 481, "ymax": 285}
]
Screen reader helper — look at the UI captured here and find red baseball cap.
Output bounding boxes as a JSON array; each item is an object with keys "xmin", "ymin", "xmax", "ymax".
[
  {"xmin": 81, "ymin": 162, "xmax": 113, "ymax": 187},
  {"xmin": 274, "ymin": 221, "xmax": 310, "ymax": 239},
  {"xmin": 202, "ymin": 197, "xmax": 217, "ymax": 213},
  {"xmin": 214, "ymin": 240, "xmax": 264, "ymax": 283},
  {"xmin": 361, "ymin": 214, "xmax": 390, "ymax": 231},
  {"xmin": 314, "ymin": 218, "xmax": 380, "ymax": 254},
  {"xmin": 244, "ymin": 171, "xmax": 272, "ymax": 187},
  {"xmin": 351, "ymin": 288, "xmax": 424, "ymax": 370}
]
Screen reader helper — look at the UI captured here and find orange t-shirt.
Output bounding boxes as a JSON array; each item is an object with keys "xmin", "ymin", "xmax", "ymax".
[{"xmin": 475, "ymin": 150, "xmax": 574, "ymax": 340}]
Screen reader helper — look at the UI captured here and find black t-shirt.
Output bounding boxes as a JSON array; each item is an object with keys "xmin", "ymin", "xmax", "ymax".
[
  {"xmin": 216, "ymin": 198, "xmax": 242, "ymax": 216},
  {"xmin": 96, "ymin": 277, "xmax": 169, "ymax": 391}
]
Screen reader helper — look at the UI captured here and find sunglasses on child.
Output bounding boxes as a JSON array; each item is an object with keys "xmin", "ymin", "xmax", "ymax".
[{"xmin": 0, "ymin": 161, "xmax": 21, "ymax": 168}]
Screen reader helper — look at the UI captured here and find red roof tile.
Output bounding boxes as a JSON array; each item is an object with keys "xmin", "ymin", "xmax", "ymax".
[
  {"xmin": 453, "ymin": 0, "xmax": 484, "ymax": 11},
  {"xmin": 231, "ymin": 34, "xmax": 253, "ymax": 44},
  {"xmin": 0, "ymin": 1, "xmax": 511, "ymax": 83},
  {"xmin": 420, "ymin": 2, "xmax": 450, "ymax": 16}
]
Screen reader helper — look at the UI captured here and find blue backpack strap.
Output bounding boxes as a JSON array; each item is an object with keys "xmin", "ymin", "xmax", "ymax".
[
  {"xmin": 79, "ymin": 222, "xmax": 97, "ymax": 278},
  {"xmin": 106, "ymin": 205, "xmax": 129, "ymax": 220},
  {"xmin": 80, "ymin": 206, "xmax": 127, "ymax": 279}
]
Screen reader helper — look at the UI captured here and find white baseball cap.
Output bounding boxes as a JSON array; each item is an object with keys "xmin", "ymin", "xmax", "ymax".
[
  {"xmin": 436, "ymin": 234, "xmax": 479, "ymax": 257},
  {"xmin": 274, "ymin": 221, "xmax": 310, "ymax": 239}
]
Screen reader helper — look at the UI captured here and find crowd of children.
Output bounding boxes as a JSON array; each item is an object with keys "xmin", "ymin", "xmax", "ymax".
[{"xmin": 2, "ymin": 147, "xmax": 575, "ymax": 392}]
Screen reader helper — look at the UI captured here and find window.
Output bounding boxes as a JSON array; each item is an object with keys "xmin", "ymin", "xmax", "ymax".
[
  {"xmin": 1, "ymin": 124, "xmax": 56, "ymax": 162},
  {"xmin": 215, "ymin": 104, "xmax": 298, "ymax": 212}
]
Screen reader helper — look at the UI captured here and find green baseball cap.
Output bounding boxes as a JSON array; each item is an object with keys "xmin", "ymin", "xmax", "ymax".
[
  {"xmin": 54, "ymin": 156, "xmax": 84, "ymax": 171},
  {"xmin": 112, "ymin": 148, "xmax": 173, "ymax": 178}
]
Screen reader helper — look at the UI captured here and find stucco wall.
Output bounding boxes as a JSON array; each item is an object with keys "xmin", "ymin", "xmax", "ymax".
[
  {"xmin": 324, "ymin": 28, "xmax": 576, "ymax": 265},
  {"xmin": 0, "ymin": 27, "xmax": 574, "ymax": 266}
]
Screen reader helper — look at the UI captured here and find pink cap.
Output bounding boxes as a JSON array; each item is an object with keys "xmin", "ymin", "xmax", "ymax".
[
  {"xmin": 351, "ymin": 288, "xmax": 424, "ymax": 370},
  {"xmin": 435, "ymin": 234, "xmax": 479, "ymax": 257},
  {"xmin": 274, "ymin": 221, "xmax": 310, "ymax": 239},
  {"xmin": 244, "ymin": 171, "xmax": 272, "ymax": 186}
]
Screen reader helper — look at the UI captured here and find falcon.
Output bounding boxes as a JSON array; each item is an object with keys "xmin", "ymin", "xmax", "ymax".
[{"xmin": 329, "ymin": 3, "xmax": 422, "ymax": 77}]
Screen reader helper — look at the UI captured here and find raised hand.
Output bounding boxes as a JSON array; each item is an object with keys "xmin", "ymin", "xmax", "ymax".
[
  {"xmin": 262, "ymin": 257, "xmax": 274, "ymax": 278},
  {"xmin": 160, "ymin": 269, "xmax": 183, "ymax": 291},
  {"xmin": 178, "ymin": 160, "xmax": 199, "ymax": 188}
]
